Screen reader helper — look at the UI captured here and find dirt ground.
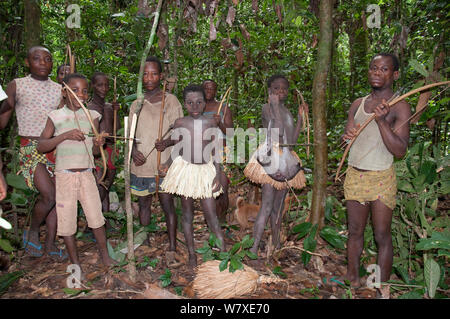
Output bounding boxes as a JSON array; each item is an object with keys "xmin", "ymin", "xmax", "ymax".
[{"xmin": 0, "ymin": 182, "xmax": 446, "ymax": 300}]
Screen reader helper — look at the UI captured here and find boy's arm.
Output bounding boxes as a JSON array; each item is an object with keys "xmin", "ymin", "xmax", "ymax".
[
  {"xmin": 158, "ymin": 156, "xmax": 173, "ymax": 177},
  {"xmin": 92, "ymin": 118, "xmax": 104, "ymax": 156},
  {"xmin": 155, "ymin": 118, "xmax": 183, "ymax": 152},
  {"xmin": 293, "ymin": 102, "xmax": 309, "ymax": 143},
  {"xmin": 374, "ymin": 100, "xmax": 411, "ymax": 158},
  {"xmin": 213, "ymin": 104, "xmax": 233, "ymax": 135},
  {"xmin": 0, "ymin": 81, "xmax": 16, "ymax": 129},
  {"xmin": 37, "ymin": 118, "xmax": 85, "ymax": 153},
  {"xmin": 102, "ymin": 104, "xmax": 114, "ymax": 136}
]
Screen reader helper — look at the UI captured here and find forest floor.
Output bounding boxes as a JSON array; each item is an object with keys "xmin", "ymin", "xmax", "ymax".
[{"xmin": 0, "ymin": 176, "xmax": 448, "ymax": 300}]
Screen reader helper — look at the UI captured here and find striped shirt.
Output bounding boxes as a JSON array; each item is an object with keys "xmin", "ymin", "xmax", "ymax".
[{"xmin": 48, "ymin": 106, "xmax": 101, "ymax": 171}]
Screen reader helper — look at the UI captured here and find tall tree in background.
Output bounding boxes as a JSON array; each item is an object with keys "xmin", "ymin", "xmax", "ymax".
[
  {"xmin": 345, "ymin": 9, "xmax": 368, "ymax": 102},
  {"xmin": 310, "ymin": 0, "xmax": 334, "ymax": 228},
  {"xmin": 24, "ymin": 0, "xmax": 41, "ymax": 49}
]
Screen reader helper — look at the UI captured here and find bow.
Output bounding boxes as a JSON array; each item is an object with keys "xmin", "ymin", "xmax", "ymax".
[
  {"xmin": 295, "ymin": 89, "xmax": 310, "ymax": 158},
  {"xmin": 63, "ymin": 82, "xmax": 108, "ymax": 186},
  {"xmin": 155, "ymin": 80, "xmax": 167, "ymax": 200},
  {"xmin": 335, "ymin": 80, "xmax": 450, "ymax": 182},
  {"xmin": 113, "ymin": 76, "xmax": 118, "ymax": 164}
]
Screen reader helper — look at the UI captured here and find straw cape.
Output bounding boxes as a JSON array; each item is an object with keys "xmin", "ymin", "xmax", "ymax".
[
  {"xmin": 160, "ymin": 156, "xmax": 223, "ymax": 199},
  {"xmin": 244, "ymin": 144, "xmax": 306, "ymax": 190},
  {"xmin": 192, "ymin": 260, "xmax": 285, "ymax": 299}
]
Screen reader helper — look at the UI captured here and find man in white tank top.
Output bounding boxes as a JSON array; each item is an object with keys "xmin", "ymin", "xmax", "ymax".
[{"xmin": 341, "ymin": 53, "xmax": 411, "ymax": 297}]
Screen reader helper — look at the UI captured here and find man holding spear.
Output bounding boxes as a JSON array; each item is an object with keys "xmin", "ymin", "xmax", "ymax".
[{"xmin": 129, "ymin": 56, "xmax": 183, "ymax": 253}]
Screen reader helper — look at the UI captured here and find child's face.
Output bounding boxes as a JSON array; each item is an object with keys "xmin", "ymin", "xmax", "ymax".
[
  {"xmin": 368, "ymin": 56, "xmax": 398, "ymax": 89},
  {"xmin": 143, "ymin": 62, "xmax": 162, "ymax": 91},
  {"xmin": 64, "ymin": 78, "xmax": 89, "ymax": 110},
  {"xmin": 57, "ymin": 66, "xmax": 70, "ymax": 84},
  {"xmin": 203, "ymin": 81, "xmax": 217, "ymax": 101},
  {"xmin": 185, "ymin": 91, "xmax": 206, "ymax": 119},
  {"xmin": 269, "ymin": 78, "xmax": 289, "ymax": 102},
  {"xmin": 92, "ymin": 75, "xmax": 109, "ymax": 99},
  {"xmin": 26, "ymin": 48, "xmax": 53, "ymax": 79}
]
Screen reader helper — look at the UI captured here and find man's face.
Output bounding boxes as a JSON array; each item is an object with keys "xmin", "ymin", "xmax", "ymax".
[
  {"xmin": 26, "ymin": 48, "xmax": 53, "ymax": 79},
  {"xmin": 185, "ymin": 91, "xmax": 206, "ymax": 119},
  {"xmin": 143, "ymin": 62, "xmax": 162, "ymax": 91},
  {"xmin": 92, "ymin": 75, "xmax": 109, "ymax": 99},
  {"xmin": 203, "ymin": 81, "xmax": 217, "ymax": 101},
  {"xmin": 368, "ymin": 56, "xmax": 398, "ymax": 89}
]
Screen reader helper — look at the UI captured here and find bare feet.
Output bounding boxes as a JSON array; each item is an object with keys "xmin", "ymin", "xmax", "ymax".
[{"xmin": 187, "ymin": 253, "xmax": 197, "ymax": 269}]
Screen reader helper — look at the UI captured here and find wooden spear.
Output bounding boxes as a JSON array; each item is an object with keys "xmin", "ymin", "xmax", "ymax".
[
  {"xmin": 112, "ymin": 76, "xmax": 118, "ymax": 163},
  {"xmin": 124, "ymin": 0, "xmax": 164, "ymax": 283},
  {"xmin": 155, "ymin": 80, "xmax": 167, "ymax": 201}
]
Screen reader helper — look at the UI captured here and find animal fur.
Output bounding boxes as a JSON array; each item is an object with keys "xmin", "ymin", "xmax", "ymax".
[{"xmin": 233, "ymin": 195, "xmax": 293, "ymax": 231}]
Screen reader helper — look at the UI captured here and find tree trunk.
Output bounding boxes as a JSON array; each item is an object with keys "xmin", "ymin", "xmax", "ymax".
[
  {"xmin": 310, "ymin": 0, "xmax": 333, "ymax": 228},
  {"xmin": 23, "ymin": 0, "xmax": 41, "ymax": 50}
]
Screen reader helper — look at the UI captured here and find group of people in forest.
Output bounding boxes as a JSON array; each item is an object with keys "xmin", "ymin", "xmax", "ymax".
[{"xmin": 0, "ymin": 45, "xmax": 410, "ymax": 298}]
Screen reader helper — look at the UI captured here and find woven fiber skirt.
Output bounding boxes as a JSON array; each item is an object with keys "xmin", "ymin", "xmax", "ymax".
[
  {"xmin": 244, "ymin": 144, "xmax": 306, "ymax": 190},
  {"xmin": 160, "ymin": 156, "xmax": 223, "ymax": 199}
]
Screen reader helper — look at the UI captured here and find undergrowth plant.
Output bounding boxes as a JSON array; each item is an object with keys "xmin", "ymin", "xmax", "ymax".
[{"xmin": 196, "ymin": 233, "xmax": 258, "ymax": 273}]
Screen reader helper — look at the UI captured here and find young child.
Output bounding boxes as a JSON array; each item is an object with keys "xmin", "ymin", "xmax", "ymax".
[
  {"xmin": 0, "ymin": 46, "xmax": 63, "ymax": 258},
  {"xmin": 159, "ymin": 84, "xmax": 226, "ymax": 268},
  {"xmin": 37, "ymin": 73, "xmax": 116, "ymax": 271},
  {"xmin": 56, "ymin": 64, "xmax": 72, "ymax": 109},
  {"xmin": 56, "ymin": 64, "xmax": 71, "ymax": 84},
  {"xmin": 244, "ymin": 74, "xmax": 308, "ymax": 257},
  {"xmin": 87, "ymin": 72, "xmax": 120, "ymax": 213},
  {"xmin": 201, "ymin": 79, "xmax": 234, "ymax": 224},
  {"xmin": 342, "ymin": 53, "xmax": 411, "ymax": 297},
  {"xmin": 130, "ymin": 56, "xmax": 183, "ymax": 252}
]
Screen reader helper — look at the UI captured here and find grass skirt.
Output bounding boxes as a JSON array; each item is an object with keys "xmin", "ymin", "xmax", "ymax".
[
  {"xmin": 244, "ymin": 144, "xmax": 306, "ymax": 190},
  {"xmin": 160, "ymin": 156, "xmax": 223, "ymax": 199}
]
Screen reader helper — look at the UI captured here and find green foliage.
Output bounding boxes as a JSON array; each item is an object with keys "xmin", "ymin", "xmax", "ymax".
[
  {"xmin": 137, "ymin": 256, "xmax": 159, "ymax": 270},
  {"xmin": 0, "ymin": 271, "xmax": 24, "ymax": 296},
  {"xmin": 272, "ymin": 266, "xmax": 287, "ymax": 279},
  {"xmin": 319, "ymin": 226, "xmax": 346, "ymax": 250},
  {"xmin": 424, "ymin": 256, "xmax": 440, "ymax": 298},
  {"xmin": 196, "ymin": 234, "xmax": 257, "ymax": 273},
  {"xmin": 301, "ymin": 224, "xmax": 318, "ymax": 266},
  {"xmin": 159, "ymin": 268, "xmax": 172, "ymax": 288},
  {"xmin": 107, "ymin": 228, "xmax": 148, "ymax": 262},
  {"xmin": 392, "ymin": 142, "xmax": 448, "ymax": 298},
  {"xmin": 63, "ymin": 288, "xmax": 91, "ymax": 297}
]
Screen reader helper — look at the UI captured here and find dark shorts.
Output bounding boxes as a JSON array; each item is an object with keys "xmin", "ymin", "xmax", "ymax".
[{"xmin": 130, "ymin": 174, "xmax": 165, "ymax": 197}]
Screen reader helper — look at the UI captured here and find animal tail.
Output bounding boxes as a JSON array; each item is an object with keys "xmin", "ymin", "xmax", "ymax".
[{"xmin": 236, "ymin": 196, "xmax": 245, "ymax": 209}]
